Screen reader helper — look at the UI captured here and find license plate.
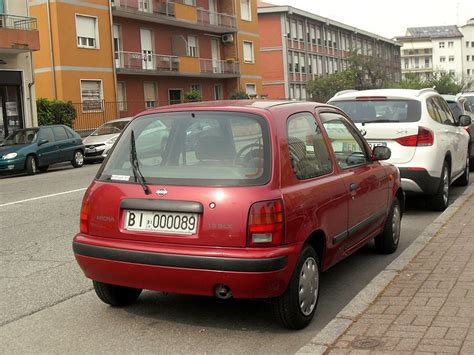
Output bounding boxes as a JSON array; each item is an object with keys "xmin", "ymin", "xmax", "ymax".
[
  {"xmin": 86, "ymin": 147, "xmax": 96, "ymax": 153},
  {"xmin": 368, "ymin": 142, "xmax": 387, "ymax": 149},
  {"xmin": 124, "ymin": 210, "xmax": 198, "ymax": 235}
]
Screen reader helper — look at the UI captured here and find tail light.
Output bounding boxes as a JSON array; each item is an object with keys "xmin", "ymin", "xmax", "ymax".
[
  {"xmin": 80, "ymin": 188, "xmax": 91, "ymax": 234},
  {"xmin": 395, "ymin": 126, "xmax": 434, "ymax": 147},
  {"xmin": 247, "ymin": 199, "xmax": 284, "ymax": 247}
]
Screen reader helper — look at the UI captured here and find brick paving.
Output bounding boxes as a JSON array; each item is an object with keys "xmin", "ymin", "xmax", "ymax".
[{"xmin": 325, "ymin": 194, "xmax": 474, "ymax": 354}]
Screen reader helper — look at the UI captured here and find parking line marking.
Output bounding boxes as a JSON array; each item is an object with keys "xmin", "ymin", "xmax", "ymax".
[{"xmin": 0, "ymin": 188, "xmax": 87, "ymax": 208}]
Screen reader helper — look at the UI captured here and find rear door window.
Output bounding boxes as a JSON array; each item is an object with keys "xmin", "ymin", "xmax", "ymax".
[
  {"xmin": 99, "ymin": 111, "xmax": 271, "ymax": 186},
  {"xmin": 287, "ymin": 112, "xmax": 333, "ymax": 179},
  {"xmin": 330, "ymin": 99, "xmax": 421, "ymax": 123},
  {"xmin": 52, "ymin": 127, "xmax": 69, "ymax": 141}
]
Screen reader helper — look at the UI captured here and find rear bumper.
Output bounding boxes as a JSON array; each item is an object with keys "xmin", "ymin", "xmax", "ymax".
[
  {"xmin": 73, "ymin": 235, "xmax": 301, "ymax": 299},
  {"xmin": 399, "ymin": 168, "xmax": 440, "ymax": 194}
]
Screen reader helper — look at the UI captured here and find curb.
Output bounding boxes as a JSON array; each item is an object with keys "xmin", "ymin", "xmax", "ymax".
[{"xmin": 296, "ymin": 184, "xmax": 474, "ymax": 354}]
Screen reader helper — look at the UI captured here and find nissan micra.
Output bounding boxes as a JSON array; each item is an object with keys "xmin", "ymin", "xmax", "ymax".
[{"xmin": 73, "ymin": 100, "xmax": 404, "ymax": 329}]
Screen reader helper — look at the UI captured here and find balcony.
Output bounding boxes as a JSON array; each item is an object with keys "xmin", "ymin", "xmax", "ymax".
[
  {"xmin": 112, "ymin": 0, "xmax": 237, "ymax": 33},
  {"xmin": 115, "ymin": 51, "xmax": 240, "ymax": 78},
  {"xmin": 0, "ymin": 14, "xmax": 40, "ymax": 53}
]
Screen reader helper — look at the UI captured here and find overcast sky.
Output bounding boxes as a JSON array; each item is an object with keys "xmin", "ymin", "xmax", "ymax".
[{"xmin": 267, "ymin": 0, "xmax": 474, "ymax": 39}]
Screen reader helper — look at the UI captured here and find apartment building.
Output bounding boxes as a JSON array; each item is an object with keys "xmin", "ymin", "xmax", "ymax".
[
  {"xmin": 396, "ymin": 26, "xmax": 464, "ymax": 80},
  {"xmin": 461, "ymin": 19, "xmax": 474, "ymax": 79},
  {"xmin": 0, "ymin": 0, "xmax": 40, "ymax": 141},
  {"xmin": 257, "ymin": 2, "xmax": 401, "ymax": 100},
  {"xmin": 30, "ymin": 0, "xmax": 262, "ymax": 131}
]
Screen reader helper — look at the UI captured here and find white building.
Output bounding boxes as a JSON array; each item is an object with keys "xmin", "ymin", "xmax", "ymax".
[
  {"xmin": 460, "ymin": 18, "xmax": 474, "ymax": 80},
  {"xmin": 396, "ymin": 25, "xmax": 464, "ymax": 79},
  {"xmin": 0, "ymin": 0, "xmax": 39, "ymax": 141}
]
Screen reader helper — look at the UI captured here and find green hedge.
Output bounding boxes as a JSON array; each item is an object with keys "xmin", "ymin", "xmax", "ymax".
[{"xmin": 37, "ymin": 98, "xmax": 77, "ymax": 127}]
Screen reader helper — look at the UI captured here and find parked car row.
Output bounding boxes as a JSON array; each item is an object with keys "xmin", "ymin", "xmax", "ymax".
[{"xmin": 328, "ymin": 88, "xmax": 471, "ymax": 211}]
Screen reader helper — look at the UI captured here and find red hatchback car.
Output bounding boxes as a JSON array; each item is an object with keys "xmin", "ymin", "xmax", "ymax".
[{"xmin": 73, "ymin": 101, "xmax": 404, "ymax": 329}]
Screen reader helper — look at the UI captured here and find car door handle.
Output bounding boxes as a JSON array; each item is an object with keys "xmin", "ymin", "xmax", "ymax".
[{"xmin": 349, "ymin": 183, "xmax": 358, "ymax": 192}]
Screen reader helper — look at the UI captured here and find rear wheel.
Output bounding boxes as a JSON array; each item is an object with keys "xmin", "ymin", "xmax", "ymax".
[
  {"xmin": 25, "ymin": 156, "xmax": 37, "ymax": 175},
  {"xmin": 375, "ymin": 198, "xmax": 401, "ymax": 254},
  {"xmin": 272, "ymin": 245, "xmax": 320, "ymax": 329},
  {"xmin": 454, "ymin": 155, "xmax": 469, "ymax": 186},
  {"xmin": 71, "ymin": 150, "xmax": 84, "ymax": 168},
  {"xmin": 93, "ymin": 281, "xmax": 142, "ymax": 307},
  {"xmin": 429, "ymin": 162, "xmax": 450, "ymax": 211}
]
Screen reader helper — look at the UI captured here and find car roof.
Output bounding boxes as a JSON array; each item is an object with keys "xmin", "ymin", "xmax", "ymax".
[
  {"xmin": 103, "ymin": 117, "xmax": 133, "ymax": 123},
  {"xmin": 441, "ymin": 94, "xmax": 457, "ymax": 102},
  {"xmin": 330, "ymin": 88, "xmax": 439, "ymax": 101}
]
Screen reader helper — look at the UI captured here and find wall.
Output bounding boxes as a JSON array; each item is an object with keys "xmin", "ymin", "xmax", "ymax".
[{"xmin": 432, "ymin": 38, "xmax": 463, "ymax": 76}]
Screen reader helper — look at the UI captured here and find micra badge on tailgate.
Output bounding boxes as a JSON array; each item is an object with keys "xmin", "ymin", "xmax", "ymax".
[{"xmin": 96, "ymin": 215, "xmax": 115, "ymax": 222}]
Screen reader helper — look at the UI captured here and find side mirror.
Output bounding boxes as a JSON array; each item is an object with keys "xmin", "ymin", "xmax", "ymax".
[
  {"xmin": 372, "ymin": 145, "xmax": 391, "ymax": 161},
  {"xmin": 458, "ymin": 115, "xmax": 472, "ymax": 127},
  {"xmin": 38, "ymin": 139, "xmax": 49, "ymax": 146}
]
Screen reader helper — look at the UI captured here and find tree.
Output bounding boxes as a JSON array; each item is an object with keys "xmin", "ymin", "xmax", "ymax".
[{"xmin": 306, "ymin": 69, "xmax": 357, "ymax": 103}]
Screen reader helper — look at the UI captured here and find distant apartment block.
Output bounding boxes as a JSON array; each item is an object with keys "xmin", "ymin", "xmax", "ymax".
[
  {"xmin": 396, "ymin": 19, "xmax": 474, "ymax": 80},
  {"xmin": 0, "ymin": 0, "xmax": 40, "ymax": 141},
  {"xmin": 29, "ymin": 0, "xmax": 262, "ymax": 131},
  {"xmin": 257, "ymin": 2, "xmax": 401, "ymax": 100}
]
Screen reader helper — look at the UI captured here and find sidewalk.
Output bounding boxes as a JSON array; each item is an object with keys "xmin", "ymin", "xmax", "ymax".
[{"xmin": 299, "ymin": 185, "xmax": 474, "ymax": 354}]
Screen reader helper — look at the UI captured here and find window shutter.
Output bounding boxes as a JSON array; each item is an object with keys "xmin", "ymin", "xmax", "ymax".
[
  {"xmin": 144, "ymin": 82, "xmax": 156, "ymax": 102},
  {"xmin": 76, "ymin": 16, "xmax": 96, "ymax": 39},
  {"xmin": 243, "ymin": 42, "xmax": 253, "ymax": 62},
  {"xmin": 240, "ymin": 0, "xmax": 250, "ymax": 20},
  {"xmin": 81, "ymin": 81, "xmax": 101, "ymax": 101}
]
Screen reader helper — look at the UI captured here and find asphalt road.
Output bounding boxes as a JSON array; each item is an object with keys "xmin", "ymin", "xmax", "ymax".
[{"xmin": 0, "ymin": 164, "xmax": 470, "ymax": 353}]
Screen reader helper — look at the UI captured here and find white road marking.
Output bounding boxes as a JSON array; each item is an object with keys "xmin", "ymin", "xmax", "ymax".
[{"xmin": 0, "ymin": 188, "xmax": 87, "ymax": 208}]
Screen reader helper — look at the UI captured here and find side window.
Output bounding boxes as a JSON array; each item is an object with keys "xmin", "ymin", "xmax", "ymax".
[
  {"xmin": 426, "ymin": 97, "xmax": 442, "ymax": 123},
  {"xmin": 436, "ymin": 97, "xmax": 455, "ymax": 125},
  {"xmin": 38, "ymin": 128, "xmax": 55, "ymax": 143},
  {"xmin": 464, "ymin": 101, "xmax": 472, "ymax": 113},
  {"xmin": 287, "ymin": 112, "xmax": 333, "ymax": 179},
  {"xmin": 320, "ymin": 112, "xmax": 369, "ymax": 169},
  {"xmin": 52, "ymin": 127, "xmax": 69, "ymax": 141}
]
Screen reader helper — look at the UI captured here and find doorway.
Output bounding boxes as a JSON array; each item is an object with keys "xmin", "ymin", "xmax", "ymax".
[
  {"xmin": 211, "ymin": 38, "xmax": 221, "ymax": 73},
  {"xmin": 140, "ymin": 28, "xmax": 154, "ymax": 70},
  {"xmin": 0, "ymin": 71, "xmax": 24, "ymax": 141}
]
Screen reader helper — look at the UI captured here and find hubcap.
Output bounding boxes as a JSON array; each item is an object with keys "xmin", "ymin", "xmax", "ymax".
[
  {"xmin": 442, "ymin": 167, "xmax": 449, "ymax": 205},
  {"xmin": 392, "ymin": 205, "xmax": 401, "ymax": 245},
  {"xmin": 75, "ymin": 152, "xmax": 84, "ymax": 166},
  {"xmin": 31, "ymin": 158, "xmax": 36, "ymax": 173},
  {"xmin": 298, "ymin": 257, "xmax": 319, "ymax": 316}
]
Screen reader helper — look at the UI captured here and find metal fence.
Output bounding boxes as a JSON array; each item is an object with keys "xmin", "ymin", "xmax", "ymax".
[{"xmin": 0, "ymin": 14, "xmax": 37, "ymax": 30}]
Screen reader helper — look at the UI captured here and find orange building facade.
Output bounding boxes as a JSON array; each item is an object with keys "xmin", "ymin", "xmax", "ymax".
[
  {"xmin": 257, "ymin": 3, "xmax": 401, "ymax": 100},
  {"xmin": 30, "ymin": 0, "xmax": 262, "ymax": 131}
]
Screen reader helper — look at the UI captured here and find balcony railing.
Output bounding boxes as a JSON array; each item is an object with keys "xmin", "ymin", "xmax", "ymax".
[
  {"xmin": 115, "ymin": 51, "xmax": 179, "ymax": 72},
  {"xmin": 196, "ymin": 8, "xmax": 236, "ymax": 29},
  {"xmin": 112, "ymin": 0, "xmax": 236, "ymax": 30},
  {"xmin": 0, "ymin": 14, "xmax": 37, "ymax": 30},
  {"xmin": 200, "ymin": 59, "xmax": 240, "ymax": 75}
]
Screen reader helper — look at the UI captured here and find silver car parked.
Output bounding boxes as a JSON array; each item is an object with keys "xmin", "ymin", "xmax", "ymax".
[{"xmin": 82, "ymin": 117, "xmax": 132, "ymax": 161}]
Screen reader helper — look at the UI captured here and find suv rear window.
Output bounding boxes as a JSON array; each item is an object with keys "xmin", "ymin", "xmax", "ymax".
[
  {"xmin": 98, "ymin": 111, "xmax": 271, "ymax": 186},
  {"xmin": 330, "ymin": 99, "xmax": 421, "ymax": 123}
]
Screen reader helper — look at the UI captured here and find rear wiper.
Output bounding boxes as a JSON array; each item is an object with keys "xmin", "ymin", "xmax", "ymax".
[
  {"xmin": 130, "ymin": 130, "xmax": 151, "ymax": 195},
  {"xmin": 361, "ymin": 119, "xmax": 400, "ymax": 126}
]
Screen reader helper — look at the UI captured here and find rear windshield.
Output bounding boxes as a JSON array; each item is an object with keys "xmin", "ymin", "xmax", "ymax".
[
  {"xmin": 98, "ymin": 111, "xmax": 271, "ymax": 186},
  {"xmin": 330, "ymin": 99, "xmax": 421, "ymax": 123},
  {"xmin": 92, "ymin": 121, "xmax": 129, "ymax": 136}
]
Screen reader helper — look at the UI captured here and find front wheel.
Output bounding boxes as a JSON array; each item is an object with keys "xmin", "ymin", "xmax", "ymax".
[
  {"xmin": 272, "ymin": 245, "xmax": 320, "ymax": 329},
  {"xmin": 93, "ymin": 281, "xmax": 142, "ymax": 307},
  {"xmin": 25, "ymin": 156, "xmax": 37, "ymax": 175},
  {"xmin": 375, "ymin": 198, "xmax": 401, "ymax": 254},
  {"xmin": 71, "ymin": 150, "xmax": 84, "ymax": 168}
]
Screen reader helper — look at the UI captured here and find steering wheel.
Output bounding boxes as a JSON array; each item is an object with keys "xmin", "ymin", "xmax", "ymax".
[{"xmin": 234, "ymin": 143, "xmax": 264, "ymax": 166}]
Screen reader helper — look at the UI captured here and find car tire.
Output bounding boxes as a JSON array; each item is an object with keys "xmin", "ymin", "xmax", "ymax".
[
  {"xmin": 71, "ymin": 150, "xmax": 84, "ymax": 168},
  {"xmin": 272, "ymin": 245, "xmax": 320, "ymax": 330},
  {"xmin": 38, "ymin": 165, "xmax": 49, "ymax": 173},
  {"xmin": 454, "ymin": 155, "xmax": 470, "ymax": 187},
  {"xmin": 93, "ymin": 281, "xmax": 142, "ymax": 307},
  {"xmin": 429, "ymin": 162, "xmax": 450, "ymax": 211},
  {"xmin": 375, "ymin": 198, "xmax": 401, "ymax": 254},
  {"xmin": 25, "ymin": 155, "xmax": 37, "ymax": 175}
]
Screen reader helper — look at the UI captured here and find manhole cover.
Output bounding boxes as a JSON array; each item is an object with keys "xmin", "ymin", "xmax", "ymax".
[{"xmin": 351, "ymin": 337, "xmax": 382, "ymax": 349}]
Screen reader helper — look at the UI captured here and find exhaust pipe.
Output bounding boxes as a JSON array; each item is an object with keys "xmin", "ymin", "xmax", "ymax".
[{"xmin": 214, "ymin": 284, "xmax": 233, "ymax": 300}]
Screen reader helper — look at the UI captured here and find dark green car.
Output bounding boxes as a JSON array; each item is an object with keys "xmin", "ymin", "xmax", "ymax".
[{"xmin": 0, "ymin": 125, "xmax": 85, "ymax": 175}]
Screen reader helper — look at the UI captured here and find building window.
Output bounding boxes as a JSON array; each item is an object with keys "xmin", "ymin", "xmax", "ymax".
[
  {"xmin": 467, "ymin": 41, "xmax": 470, "ymax": 48},
  {"xmin": 240, "ymin": 0, "xmax": 251, "ymax": 21},
  {"xmin": 439, "ymin": 42, "xmax": 445, "ymax": 48},
  {"xmin": 404, "ymin": 58, "xmax": 409, "ymax": 69},
  {"xmin": 449, "ymin": 70, "xmax": 455, "ymax": 75},
  {"xmin": 294, "ymin": 53, "xmax": 299, "ymax": 72},
  {"xmin": 449, "ymin": 56, "xmax": 454, "ymax": 62},
  {"xmin": 169, "ymin": 89, "xmax": 183, "ymax": 105},
  {"xmin": 297, "ymin": 22, "xmax": 303, "ymax": 41},
  {"xmin": 80, "ymin": 80, "xmax": 103, "ymax": 111},
  {"xmin": 425, "ymin": 58, "xmax": 430, "ymax": 68},
  {"xmin": 187, "ymin": 35, "xmax": 198, "ymax": 57},
  {"xmin": 190, "ymin": 84, "xmax": 201, "ymax": 94},
  {"xmin": 246, "ymin": 83, "xmax": 256, "ymax": 97},
  {"xmin": 468, "ymin": 56, "xmax": 471, "ymax": 62},
  {"xmin": 468, "ymin": 69, "xmax": 471, "ymax": 75},
  {"xmin": 448, "ymin": 41, "xmax": 454, "ymax": 48},
  {"xmin": 76, "ymin": 15, "xmax": 98, "ymax": 49},
  {"xmin": 243, "ymin": 41, "xmax": 254, "ymax": 63},
  {"xmin": 117, "ymin": 82, "xmax": 127, "ymax": 111},
  {"xmin": 472, "ymin": 41, "xmax": 474, "ymax": 47},
  {"xmin": 440, "ymin": 56, "xmax": 446, "ymax": 62},
  {"xmin": 291, "ymin": 21, "xmax": 297, "ymax": 40},
  {"xmin": 300, "ymin": 53, "xmax": 305, "ymax": 73},
  {"xmin": 144, "ymin": 82, "xmax": 157, "ymax": 108}
]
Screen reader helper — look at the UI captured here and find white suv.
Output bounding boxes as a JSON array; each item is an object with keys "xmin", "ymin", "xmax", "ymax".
[{"xmin": 328, "ymin": 88, "xmax": 471, "ymax": 211}]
